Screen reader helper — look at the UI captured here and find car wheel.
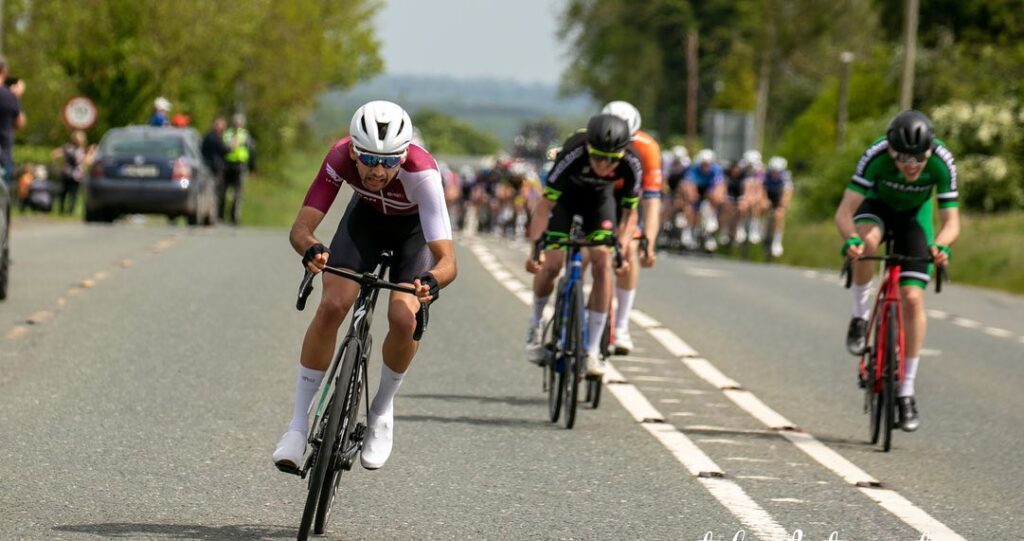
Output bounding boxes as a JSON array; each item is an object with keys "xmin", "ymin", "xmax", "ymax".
[{"xmin": 84, "ymin": 208, "xmax": 113, "ymax": 223}]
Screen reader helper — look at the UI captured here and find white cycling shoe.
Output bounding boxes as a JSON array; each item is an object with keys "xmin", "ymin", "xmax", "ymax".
[
  {"xmin": 771, "ymin": 239, "xmax": 784, "ymax": 258},
  {"xmin": 525, "ymin": 322, "xmax": 546, "ymax": 365},
  {"xmin": 272, "ymin": 430, "xmax": 306, "ymax": 470},
  {"xmin": 613, "ymin": 331, "xmax": 634, "ymax": 355},
  {"xmin": 585, "ymin": 352, "xmax": 607, "ymax": 377},
  {"xmin": 360, "ymin": 410, "xmax": 394, "ymax": 470}
]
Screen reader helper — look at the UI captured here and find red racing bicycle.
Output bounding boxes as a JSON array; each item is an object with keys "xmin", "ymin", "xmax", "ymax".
[{"xmin": 842, "ymin": 239, "xmax": 947, "ymax": 452}]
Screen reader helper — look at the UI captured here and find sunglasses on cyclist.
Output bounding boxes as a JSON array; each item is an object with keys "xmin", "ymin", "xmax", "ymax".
[
  {"xmin": 894, "ymin": 151, "xmax": 929, "ymax": 165},
  {"xmin": 354, "ymin": 147, "xmax": 404, "ymax": 168},
  {"xmin": 587, "ymin": 146, "xmax": 625, "ymax": 163}
]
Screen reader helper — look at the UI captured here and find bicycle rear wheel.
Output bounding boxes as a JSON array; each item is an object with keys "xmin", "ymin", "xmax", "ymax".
[
  {"xmin": 882, "ymin": 306, "xmax": 899, "ymax": 452},
  {"xmin": 867, "ymin": 311, "xmax": 883, "ymax": 444},
  {"xmin": 313, "ymin": 342, "xmax": 364, "ymax": 534},
  {"xmin": 563, "ymin": 282, "xmax": 584, "ymax": 429}
]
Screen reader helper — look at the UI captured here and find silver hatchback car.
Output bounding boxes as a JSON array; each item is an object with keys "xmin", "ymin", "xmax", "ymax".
[{"xmin": 85, "ymin": 126, "xmax": 218, "ymax": 225}]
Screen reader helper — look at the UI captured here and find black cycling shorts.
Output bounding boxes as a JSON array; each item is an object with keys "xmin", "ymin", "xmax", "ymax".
[
  {"xmin": 853, "ymin": 198, "xmax": 933, "ymax": 287},
  {"xmin": 544, "ymin": 188, "xmax": 618, "ymax": 249},
  {"xmin": 766, "ymin": 185, "xmax": 785, "ymax": 208},
  {"xmin": 727, "ymin": 180, "xmax": 745, "ymax": 202},
  {"xmin": 328, "ymin": 197, "xmax": 435, "ymax": 284}
]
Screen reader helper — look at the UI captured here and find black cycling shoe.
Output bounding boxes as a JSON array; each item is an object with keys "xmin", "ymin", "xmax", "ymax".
[
  {"xmin": 897, "ymin": 397, "xmax": 920, "ymax": 432},
  {"xmin": 846, "ymin": 317, "xmax": 868, "ymax": 356}
]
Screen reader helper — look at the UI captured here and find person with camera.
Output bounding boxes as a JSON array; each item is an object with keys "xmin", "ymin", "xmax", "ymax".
[{"xmin": 0, "ymin": 56, "xmax": 27, "ymax": 188}]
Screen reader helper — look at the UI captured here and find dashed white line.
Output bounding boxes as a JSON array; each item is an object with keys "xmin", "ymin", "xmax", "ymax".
[
  {"xmin": 984, "ymin": 327, "xmax": 1013, "ymax": 338},
  {"xmin": 952, "ymin": 317, "xmax": 981, "ymax": 329},
  {"xmin": 628, "ymin": 309, "xmax": 661, "ymax": 329},
  {"xmin": 647, "ymin": 327, "xmax": 699, "ymax": 357},
  {"xmin": 926, "ymin": 309, "xmax": 949, "ymax": 320}
]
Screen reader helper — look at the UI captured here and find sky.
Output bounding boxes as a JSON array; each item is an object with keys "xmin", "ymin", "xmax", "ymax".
[{"xmin": 374, "ymin": 0, "xmax": 569, "ymax": 85}]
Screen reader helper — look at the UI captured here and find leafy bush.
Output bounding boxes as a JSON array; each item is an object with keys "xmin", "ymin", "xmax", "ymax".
[{"xmin": 931, "ymin": 100, "xmax": 1024, "ymax": 211}]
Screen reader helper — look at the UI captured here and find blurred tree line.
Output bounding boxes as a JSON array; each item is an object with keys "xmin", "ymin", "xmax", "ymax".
[
  {"xmin": 4, "ymin": 0, "xmax": 382, "ymax": 161},
  {"xmin": 414, "ymin": 110, "xmax": 502, "ymax": 156},
  {"xmin": 559, "ymin": 0, "xmax": 1024, "ymax": 216}
]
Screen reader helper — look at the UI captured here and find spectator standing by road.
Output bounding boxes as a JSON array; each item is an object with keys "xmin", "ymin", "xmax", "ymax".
[
  {"xmin": 149, "ymin": 96, "xmax": 172, "ymax": 127},
  {"xmin": 202, "ymin": 116, "xmax": 229, "ymax": 211},
  {"xmin": 0, "ymin": 56, "xmax": 27, "ymax": 188},
  {"xmin": 222, "ymin": 113, "xmax": 253, "ymax": 224},
  {"xmin": 51, "ymin": 130, "xmax": 96, "ymax": 215}
]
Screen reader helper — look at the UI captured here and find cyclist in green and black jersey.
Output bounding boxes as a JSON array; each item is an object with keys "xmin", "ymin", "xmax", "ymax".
[{"xmin": 835, "ymin": 110, "xmax": 960, "ymax": 432}]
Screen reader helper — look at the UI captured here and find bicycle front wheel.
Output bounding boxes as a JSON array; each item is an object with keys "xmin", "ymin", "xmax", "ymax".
[
  {"xmin": 548, "ymin": 288, "xmax": 566, "ymax": 423},
  {"xmin": 313, "ymin": 341, "xmax": 364, "ymax": 534},
  {"xmin": 882, "ymin": 306, "xmax": 899, "ymax": 452},
  {"xmin": 563, "ymin": 281, "xmax": 584, "ymax": 429}
]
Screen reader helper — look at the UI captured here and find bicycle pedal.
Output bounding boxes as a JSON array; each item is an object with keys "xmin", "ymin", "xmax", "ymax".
[
  {"xmin": 274, "ymin": 462, "xmax": 303, "ymax": 477},
  {"xmin": 351, "ymin": 422, "xmax": 366, "ymax": 442}
]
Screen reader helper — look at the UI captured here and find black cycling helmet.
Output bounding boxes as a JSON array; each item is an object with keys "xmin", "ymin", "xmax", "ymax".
[
  {"xmin": 586, "ymin": 113, "xmax": 631, "ymax": 153},
  {"xmin": 886, "ymin": 110, "xmax": 934, "ymax": 155}
]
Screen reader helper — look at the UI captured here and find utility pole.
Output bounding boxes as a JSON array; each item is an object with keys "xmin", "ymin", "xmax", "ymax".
[
  {"xmin": 899, "ymin": 0, "xmax": 919, "ymax": 110},
  {"xmin": 836, "ymin": 52, "xmax": 855, "ymax": 149},
  {"xmin": 686, "ymin": 29, "xmax": 698, "ymax": 153}
]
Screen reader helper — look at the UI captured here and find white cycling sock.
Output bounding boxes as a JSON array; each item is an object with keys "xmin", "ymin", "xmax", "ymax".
[
  {"xmin": 370, "ymin": 363, "xmax": 405, "ymax": 417},
  {"xmin": 773, "ymin": 231, "xmax": 784, "ymax": 244},
  {"xmin": 851, "ymin": 282, "xmax": 873, "ymax": 320},
  {"xmin": 615, "ymin": 288, "xmax": 636, "ymax": 334},
  {"xmin": 288, "ymin": 365, "xmax": 326, "ymax": 434},
  {"xmin": 530, "ymin": 294, "xmax": 550, "ymax": 327},
  {"xmin": 899, "ymin": 356, "xmax": 920, "ymax": 398},
  {"xmin": 585, "ymin": 310, "xmax": 608, "ymax": 357}
]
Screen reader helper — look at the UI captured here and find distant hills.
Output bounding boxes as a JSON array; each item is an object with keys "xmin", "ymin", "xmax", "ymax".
[{"xmin": 311, "ymin": 74, "xmax": 595, "ymax": 148}]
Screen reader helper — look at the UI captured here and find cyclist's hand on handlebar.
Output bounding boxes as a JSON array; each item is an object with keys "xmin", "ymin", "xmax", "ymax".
[
  {"xmin": 303, "ymin": 243, "xmax": 330, "ymax": 273},
  {"xmin": 525, "ymin": 252, "xmax": 544, "ymax": 274},
  {"xmin": 842, "ymin": 235, "xmax": 864, "ymax": 261},
  {"xmin": 930, "ymin": 244, "xmax": 950, "ymax": 268},
  {"xmin": 413, "ymin": 272, "xmax": 439, "ymax": 305},
  {"xmin": 614, "ymin": 256, "xmax": 630, "ymax": 276}
]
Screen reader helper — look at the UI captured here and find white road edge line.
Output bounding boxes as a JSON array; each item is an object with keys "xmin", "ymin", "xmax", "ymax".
[
  {"xmin": 466, "ymin": 239, "xmax": 792, "ymax": 540},
  {"xmin": 464, "ymin": 237, "xmax": 966, "ymax": 541}
]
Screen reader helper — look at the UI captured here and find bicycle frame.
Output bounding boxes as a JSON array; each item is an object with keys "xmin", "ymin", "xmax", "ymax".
[{"xmin": 863, "ymin": 261, "xmax": 905, "ymax": 393}]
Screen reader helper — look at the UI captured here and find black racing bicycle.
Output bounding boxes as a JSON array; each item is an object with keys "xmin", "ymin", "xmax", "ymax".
[
  {"xmin": 534, "ymin": 216, "xmax": 620, "ymax": 429},
  {"xmin": 284, "ymin": 251, "xmax": 427, "ymax": 540}
]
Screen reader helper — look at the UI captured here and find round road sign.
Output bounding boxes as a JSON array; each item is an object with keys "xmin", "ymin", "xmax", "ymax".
[{"xmin": 63, "ymin": 96, "xmax": 98, "ymax": 130}]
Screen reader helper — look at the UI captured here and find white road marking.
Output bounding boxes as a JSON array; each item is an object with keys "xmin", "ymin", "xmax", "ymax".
[
  {"xmin": 952, "ymin": 317, "xmax": 981, "ymax": 329},
  {"xmin": 628, "ymin": 309, "xmax": 661, "ymax": 329},
  {"xmin": 647, "ymin": 327, "xmax": 699, "ymax": 357},
  {"xmin": 803, "ymin": 270, "xmax": 820, "ymax": 278},
  {"xmin": 618, "ymin": 366, "xmax": 651, "ymax": 373},
  {"xmin": 738, "ymin": 475, "xmax": 781, "ymax": 481},
  {"xmin": 771, "ymin": 498, "xmax": 804, "ymax": 503},
  {"xmin": 670, "ymin": 412, "xmax": 696, "ymax": 417},
  {"xmin": 629, "ymin": 375, "xmax": 677, "ymax": 383},
  {"xmin": 984, "ymin": 327, "xmax": 1013, "ymax": 338},
  {"xmin": 919, "ymin": 349, "xmax": 942, "ymax": 357},
  {"xmin": 686, "ymin": 267, "xmax": 729, "ymax": 278},
  {"xmin": 683, "ymin": 358, "xmax": 742, "ymax": 390},
  {"xmin": 926, "ymin": 309, "xmax": 949, "ymax": 320},
  {"xmin": 697, "ymin": 438, "xmax": 743, "ymax": 445},
  {"xmin": 468, "ymin": 240, "xmax": 791, "ymax": 539},
  {"xmin": 613, "ymin": 355, "xmax": 670, "ymax": 364},
  {"xmin": 725, "ymin": 457, "xmax": 773, "ymax": 463},
  {"xmin": 1019, "ymin": 336, "xmax": 1024, "ymax": 345},
  {"xmin": 658, "ymin": 398, "xmax": 682, "ymax": 404}
]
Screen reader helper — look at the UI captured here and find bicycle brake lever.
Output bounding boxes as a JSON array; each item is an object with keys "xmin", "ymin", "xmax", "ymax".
[
  {"xmin": 297, "ymin": 271, "xmax": 315, "ymax": 311},
  {"xmin": 841, "ymin": 260, "xmax": 853, "ymax": 289},
  {"xmin": 413, "ymin": 304, "xmax": 429, "ymax": 341}
]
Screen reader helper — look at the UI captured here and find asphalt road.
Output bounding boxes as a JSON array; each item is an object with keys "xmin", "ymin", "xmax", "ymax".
[{"xmin": 1, "ymin": 220, "xmax": 1021, "ymax": 540}]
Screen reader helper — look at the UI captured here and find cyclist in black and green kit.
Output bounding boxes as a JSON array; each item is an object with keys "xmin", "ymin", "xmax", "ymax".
[{"xmin": 835, "ymin": 110, "xmax": 960, "ymax": 432}]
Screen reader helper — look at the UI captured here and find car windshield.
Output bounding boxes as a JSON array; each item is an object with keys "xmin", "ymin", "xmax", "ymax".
[{"xmin": 102, "ymin": 133, "xmax": 185, "ymax": 158}]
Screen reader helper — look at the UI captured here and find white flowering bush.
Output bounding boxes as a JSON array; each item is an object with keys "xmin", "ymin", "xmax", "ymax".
[{"xmin": 932, "ymin": 100, "xmax": 1024, "ymax": 211}]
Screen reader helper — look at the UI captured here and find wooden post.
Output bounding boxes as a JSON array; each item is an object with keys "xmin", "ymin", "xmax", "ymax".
[
  {"xmin": 899, "ymin": 0, "xmax": 919, "ymax": 110},
  {"xmin": 836, "ymin": 52, "xmax": 854, "ymax": 149},
  {"xmin": 686, "ymin": 29, "xmax": 698, "ymax": 153}
]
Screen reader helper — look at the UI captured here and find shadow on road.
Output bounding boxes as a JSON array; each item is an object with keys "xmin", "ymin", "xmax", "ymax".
[
  {"xmin": 397, "ymin": 413, "xmax": 549, "ymax": 428},
  {"xmin": 54, "ymin": 523, "xmax": 294, "ymax": 540},
  {"xmin": 402, "ymin": 392, "xmax": 546, "ymax": 407}
]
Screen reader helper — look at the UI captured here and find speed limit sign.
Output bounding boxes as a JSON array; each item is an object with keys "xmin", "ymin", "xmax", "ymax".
[{"xmin": 63, "ymin": 96, "xmax": 98, "ymax": 130}]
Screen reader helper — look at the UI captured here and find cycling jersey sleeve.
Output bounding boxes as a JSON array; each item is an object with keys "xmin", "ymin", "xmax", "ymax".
[
  {"xmin": 849, "ymin": 138, "xmax": 888, "ymax": 196},
  {"xmin": 543, "ymin": 145, "xmax": 585, "ymax": 203},
  {"xmin": 402, "ymin": 169, "xmax": 453, "ymax": 242},
  {"xmin": 302, "ymin": 144, "xmax": 347, "ymax": 213},
  {"xmin": 634, "ymin": 132, "xmax": 663, "ymax": 199},
  {"xmin": 618, "ymin": 152, "xmax": 643, "ymax": 209},
  {"xmin": 932, "ymin": 144, "xmax": 959, "ymax": 209}
]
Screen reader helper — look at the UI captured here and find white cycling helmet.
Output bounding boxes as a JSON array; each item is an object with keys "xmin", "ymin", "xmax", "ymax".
[
  {"xmin": 742, "ymin": 149, "xmax": 763, "ymax": 167},
  {"xmin": 767, "ymin": 156, "xmax": 788, "ymax": 172},
  {"xmin": 601, "ymin": 100, "xmax": 642, "ymax": 136},
  {"xmin": 695, "ymin": 149, "xmax": 716, "ymax": 164},
  {"xmin": 154, "ymin": 96, "xmax": 172, "ymax": 112},
  {"xmin": 349, "ymin": 100, "xmax": 414, "ymax": 155}
]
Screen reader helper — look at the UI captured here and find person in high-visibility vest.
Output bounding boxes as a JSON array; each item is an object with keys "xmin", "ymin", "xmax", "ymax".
[{"xmin": 222, "ymin": 113, "xmax": 253, "ymax": 224}]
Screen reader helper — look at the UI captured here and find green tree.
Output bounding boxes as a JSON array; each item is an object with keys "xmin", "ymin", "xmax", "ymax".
[
  {"xmin": 5, "ymin": 0, "xmax": 382, "ymax": 159},
  {"xmin": 414, "ymin": 110, "xmax": 502, "ymax": 156}
]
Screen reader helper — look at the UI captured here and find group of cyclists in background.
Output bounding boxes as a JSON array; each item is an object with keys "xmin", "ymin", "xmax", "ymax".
[{"xmin": 436, "ymin": 127, "xmax": 795, "ymax": 261}]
